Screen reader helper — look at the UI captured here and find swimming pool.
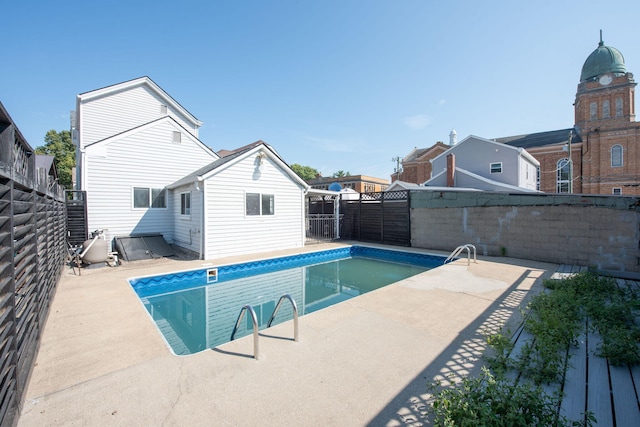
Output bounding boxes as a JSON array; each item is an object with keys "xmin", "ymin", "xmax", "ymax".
[{"xmin": 129, "ymin": 246, "xmax": 446, "ymax": 355}]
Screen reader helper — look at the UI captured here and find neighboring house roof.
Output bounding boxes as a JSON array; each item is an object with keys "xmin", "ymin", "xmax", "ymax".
[
  {"xmin": 431, "ymin": 135, "xmax": 540, "ymax": 166},
  {"xmin": 425, "ymin": 167, "xmax": 540, "ymax": 193},
  {"xmin": 402, "ymin": 141, "xmax": 449, "ymax": 162},
  {"xmin": 77, "ymin": 76, "xmax": 203, "ymax": 127},
  {"xmin": 385, "ymin": 180, "xmax": 424, "ymax": 191},
  {"xmin": 35, "ymin": 155, "xmax": 58, "ymax": 178},
  {"xmin": 494, "ymin": 128, "xmax": 581, "ymax": 150},
  {"xmin": 84, "ymin": 116, "xmax": 217, "ymax": 157},
  {"xmin": 168, "ymin": 141, "xmax": 309, "ymax": 190}
]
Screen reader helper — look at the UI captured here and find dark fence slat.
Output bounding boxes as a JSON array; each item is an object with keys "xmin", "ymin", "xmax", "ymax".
[{"xmin": 0, "ymin": 145, "xmax": 66, "ymax": 426}]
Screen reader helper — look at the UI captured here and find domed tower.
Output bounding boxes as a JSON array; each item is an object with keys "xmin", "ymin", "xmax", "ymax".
[
  {"xmin": 574, "ymin": 32, "xmax": 640, "ymax": 195},
  {"xmin": 575, "ymin": 31, "xmax": 636, "ymax": 131}
]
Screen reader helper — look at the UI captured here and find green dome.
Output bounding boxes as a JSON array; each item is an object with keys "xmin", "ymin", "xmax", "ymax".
[{"xmin": 580, "ymin": 38, "xmax": 626, "ymax": 82}]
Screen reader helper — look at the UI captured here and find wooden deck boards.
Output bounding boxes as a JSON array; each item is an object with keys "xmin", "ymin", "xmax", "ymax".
[{"xmin": 509, "ymin": 266, "xmax": 640, "ymax": 426}]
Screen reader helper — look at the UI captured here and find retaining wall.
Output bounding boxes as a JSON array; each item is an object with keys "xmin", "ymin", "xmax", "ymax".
[{"xmin": 410, "ymin": 191, "xmax": 640, "ymax": 272}]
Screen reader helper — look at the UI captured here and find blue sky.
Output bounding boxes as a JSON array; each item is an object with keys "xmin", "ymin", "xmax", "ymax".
[{"xmin": 4, "ymin": 0, "xmax": 640, "ymax": 180}]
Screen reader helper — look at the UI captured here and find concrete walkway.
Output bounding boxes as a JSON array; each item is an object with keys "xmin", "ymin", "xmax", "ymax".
[{"xmin": 18, "ymin": 243, "xmax": 556, "ymax": 426}]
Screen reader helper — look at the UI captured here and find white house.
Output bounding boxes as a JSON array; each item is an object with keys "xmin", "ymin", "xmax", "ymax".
[
  {"xmin": 168, "ymin": 142, "xmax": 309, "ymax": 259},
  {"xmin": 424, "ymin": 135, "xmax": 540, "ymax": 192},
  {"xmin": 73, "ymin": 77, "xmax": 220, "ymax": 247},
  {"xmin": 73, "ymin": 77, "xmax": 311, "ymax": 260}
]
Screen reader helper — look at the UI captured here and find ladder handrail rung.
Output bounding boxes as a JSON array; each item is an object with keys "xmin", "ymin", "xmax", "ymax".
[{"xmin": 268, "ymin": 294, "xmax": 299, "ymax": 342}]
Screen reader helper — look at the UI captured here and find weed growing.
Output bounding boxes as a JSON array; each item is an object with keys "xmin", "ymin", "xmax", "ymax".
[{"xmin": 427, "ymin": 271, "xmax": 639, "ymax": 426}]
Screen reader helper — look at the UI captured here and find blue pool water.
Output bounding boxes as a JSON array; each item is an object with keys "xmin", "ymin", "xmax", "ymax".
[{"xmin": 130, "ymin": 246, "xmax": 445, "ymax": 355}]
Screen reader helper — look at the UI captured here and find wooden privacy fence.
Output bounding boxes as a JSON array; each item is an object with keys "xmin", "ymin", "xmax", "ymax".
[
  {"xmin": 0, "ymin": 103, "xmax": 67, "ymax": 426},
  {"xmin": 339, "ymin": 190, "xmax": 411, "ymax": 246}
]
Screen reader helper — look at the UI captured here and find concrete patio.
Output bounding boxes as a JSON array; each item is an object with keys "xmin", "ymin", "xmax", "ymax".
[{"xmin": 17, "ymin": 243, "xmax": 555, "ymax": 426}]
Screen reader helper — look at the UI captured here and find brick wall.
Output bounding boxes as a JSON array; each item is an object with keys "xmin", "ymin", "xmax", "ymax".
[{"xmin": 410, "ymin": 191, "xmax": 640, "ymax": 272}]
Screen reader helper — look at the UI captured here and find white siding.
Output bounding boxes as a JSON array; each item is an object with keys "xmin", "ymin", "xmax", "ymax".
[
  {"xmin": 172, "ymin": 183, "xmax": 204, "ymax": 254},
  {"xmin": 432, "ymin": 137, "xmax": 521, "ymax": 187},
  {"xmin": 80, "ymin": 85, "xmax": 198, "ymax": 148},
  {"xmin": 203, "ymin": 155, "xmax": 305, "ymax": 259},
  {"xmin": 84, "ymin": 120, "xmax": 217, "ymax": 245}
]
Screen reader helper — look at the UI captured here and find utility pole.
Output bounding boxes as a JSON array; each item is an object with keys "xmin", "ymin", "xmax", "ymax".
[{"xmin": 392, "ymin": 156, "xmax": 402, "ymax": 180}]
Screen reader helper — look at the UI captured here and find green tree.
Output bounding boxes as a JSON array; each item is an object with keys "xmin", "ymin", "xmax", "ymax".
[
  {"xmin": 290, "ymin": 163, "xmax": 320, "ymax": 181},
  {"xmin": 332, "ymin": 170, "xmax": 351, "ymax": 178},
  {"xmin": 35, "ymin": 130, "xmax": 75, "ymax": 189}
]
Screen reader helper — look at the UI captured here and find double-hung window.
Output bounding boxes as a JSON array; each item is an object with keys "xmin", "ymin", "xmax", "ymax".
[
  {"xmin": 246, "ymin": 193, "xmax": 274, "ymax": 216},
  {"xmin": 133, "ymin": 187, "xmax": 167, "ymax": 209}
]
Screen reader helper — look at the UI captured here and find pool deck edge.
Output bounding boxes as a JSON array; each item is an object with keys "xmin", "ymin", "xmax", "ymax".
[{"xmin": 17, "ymin": 243, "xmax": 556, "ymax": 426}]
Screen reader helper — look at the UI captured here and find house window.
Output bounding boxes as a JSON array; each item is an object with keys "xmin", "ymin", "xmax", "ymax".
[
  {"xmin": 160, "ymin": 104, "xmax": 168, "ymax": 114},
  {"xmin": 612, "ymin": 187, "xmax": 622, "ymax": 195},
  {"xmin": 133, "ymin": 187, "xmax": 167, "ymax": 208},
  {"xmin": 180, "ymin": 192, "xmax": 191, "ymax": 216},
  {"xmin": 590, "ymin": 102, "xmax": 597, "ymax": 120},
  {"xmin": 556, "ymin": 159, "xmax": 571, "ymax": 193},
  {"xmin": 173, "ymin": 131, "xmax": 181, "ymax": 143},
  {"xmin": 246, "ymin": 193, "xmax": 274, "ymax": 216},
  {"xmin": 611, "ymin": 144, "xmax": 623, "ymax": 167},
  {"xmin": 490, "ymin": 162, "xmax": 502, "ymax": 174},
  {"xmin": 602, "ymin": 100, "xmax": 610, "ymax": 118}
]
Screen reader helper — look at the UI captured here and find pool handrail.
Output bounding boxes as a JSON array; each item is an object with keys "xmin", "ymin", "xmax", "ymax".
[
  {"xmin": 445, "ymin": 244, "xmax": 477, "ymax": 265},
  {"xmin": 267, "ymin": 294, "xmax": 299, "ymax": 342},
  {"xmin": 231, "ymin": 305, "xmax": 260, "ymax": 360}
]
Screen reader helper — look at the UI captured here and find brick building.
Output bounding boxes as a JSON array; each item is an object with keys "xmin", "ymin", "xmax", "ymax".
[
  {"xmin": 396, "ymin": 35, "xmax": 640, "ymax": 195},
  {"xmin": 307, "ymin": 174, "xmax": 389, "ymax": 192}
]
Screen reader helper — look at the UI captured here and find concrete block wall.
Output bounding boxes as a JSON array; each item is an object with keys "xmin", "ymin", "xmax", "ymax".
[{"xmin": 410, "ymin": 191, "xmax": 640, "ymax": 272}]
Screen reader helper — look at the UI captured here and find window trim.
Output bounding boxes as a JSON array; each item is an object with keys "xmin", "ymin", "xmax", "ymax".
[
  {"xmin": 132, "ymin": 187, "xmax": 167, "ymax": 209},
  {"xmin": 612, "ymin": 187, "xmax": 622, "ymax": 195},
  {"xmin": 180, "ymin": 191, "xmax": 191, "ymax": 216},
  {"xmin": 556, "ymin": 158, "xmax": 571, "ymax": 193},
  {"xmin": 611, "ymin": 144, "xmax": 623, "ymax": 168},
  {"xmin": 490, "ymin": 162, "xmax": 503, "ymax": 174},
  {"xmin": 245, "ymin": 192, "xmax": 275, "ymax": 216}
]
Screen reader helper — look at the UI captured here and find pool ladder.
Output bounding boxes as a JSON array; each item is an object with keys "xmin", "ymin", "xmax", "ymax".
[
  {"xmin": 445, "ymin": 244, "xmax": 477, "ymax": 265},
  {"xmin": 230, "ymin": 294, "xmax": 299, "ymax": 360}
]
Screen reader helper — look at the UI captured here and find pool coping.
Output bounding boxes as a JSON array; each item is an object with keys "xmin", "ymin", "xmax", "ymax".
[{"xmin": 17, "ymin": 242, "xmax": 558, "ymax": 426}]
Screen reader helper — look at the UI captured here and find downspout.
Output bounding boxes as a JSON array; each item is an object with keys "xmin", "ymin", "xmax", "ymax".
[{"xmin": 196, "ymin": 177, "xmax": 204, "ymax": 260}]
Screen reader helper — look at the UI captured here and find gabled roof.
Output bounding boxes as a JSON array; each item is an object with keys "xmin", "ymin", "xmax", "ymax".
[
  {"xmin": 431, "ymin": 135, "xmax": 540, "ymax": 166},
  {"xmin": 403, "ymin": 142, "xmax": 449, "ymax": 162},
  {"xmin": 84, "ymin": 116, "xmax": 217, "ymax": 157},
  {"xmin": 494, "ymin": 128, "xmax": 581, "ymax": 149},
  {"xmin": 385, "ymin": 181, "xmax": 424, "ymax": 191},
  {"xmin": 35, "ymin": 155, "xmax": 58, "ymax": 179},
  {"xmin": 217, "ymin": 140, "xmax": 277, "ymax": 157},
  {"xmin": 168, "ymin": 141, "xmax": 309, "ymax": 190},
  {"xmin": 77, "ymin": 76, "xmax": 202, "ymax": 127}
]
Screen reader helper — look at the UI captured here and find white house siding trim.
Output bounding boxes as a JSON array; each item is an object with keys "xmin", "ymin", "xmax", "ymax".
[
  {"xmin": 84, "ymin": 120, "xmax": 218, "ymax": 246},
  {"xmin": 78, "ymin": 84, "xmax": 199, "ymax": 149},
  {"xmin": 202, "ymin": 155, "xmax": 306, "ymax": 260}
]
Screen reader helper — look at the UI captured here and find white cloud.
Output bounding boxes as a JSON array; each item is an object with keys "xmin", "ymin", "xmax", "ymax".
[{"xmin": 403, "ymin": 114, "xmax": 432, "ymax": 130}]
